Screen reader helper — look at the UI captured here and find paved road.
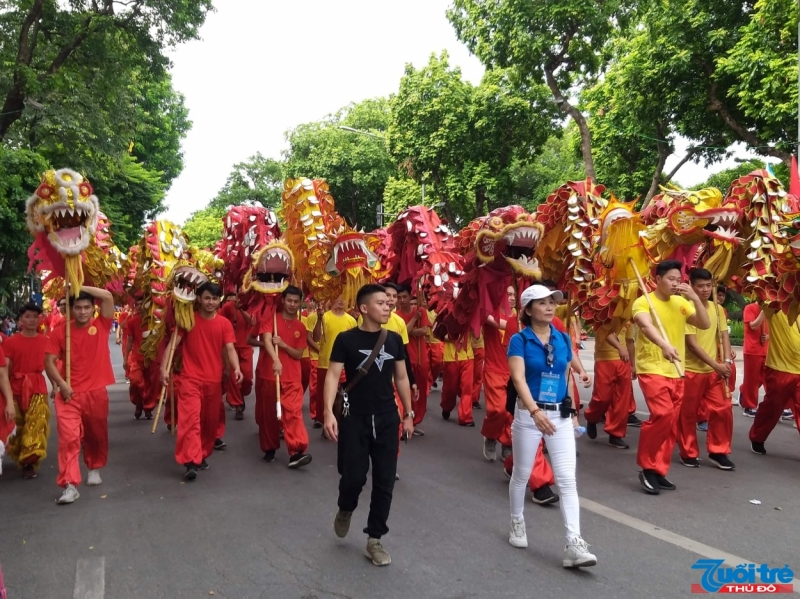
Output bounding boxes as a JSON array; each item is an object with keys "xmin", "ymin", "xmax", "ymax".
[{"xmin": 1, "ymin": 339, "xmax": 799, "ymax": 599}]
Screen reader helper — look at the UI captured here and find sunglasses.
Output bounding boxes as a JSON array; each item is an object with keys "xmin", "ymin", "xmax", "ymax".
[{"xmin": 545, "ymin": 343, "xmax": 555, "ymax": 368}]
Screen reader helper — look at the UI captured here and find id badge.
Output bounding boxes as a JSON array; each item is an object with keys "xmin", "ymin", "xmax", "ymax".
[{"xmin": 538, "ymin": 372, "xmax": 560, "ymax": 404}]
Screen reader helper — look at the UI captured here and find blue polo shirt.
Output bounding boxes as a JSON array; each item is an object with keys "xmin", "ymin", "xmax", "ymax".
[{"xmin": 507, "ymin": 325, "xmax": 572, "ymax": 403}]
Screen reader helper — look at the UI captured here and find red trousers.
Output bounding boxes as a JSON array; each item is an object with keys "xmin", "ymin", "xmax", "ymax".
[
  {"xmin": 749, "ymin": 367, "xmax": 800, "ymax": 444},
  {"xmin": 636, "ymin": 374, "xmax": 684, "ymax": 476},
  {"xmin": 679, "ymin": 371, "xmax": 732, "ymax": 458},
  {"xmin": 129, "ymin": 359, "xmax": 159, "ymax": 411},
  {"xmin": 225, "ymin": 345, "xmax": 253, "ymax": 408},
  {"xmin": 301, "ymin": 357, "xmax": 311, "ymax": 392},
  {"xmin": 480, "ymin": 369, "xmax": 512, "ymax": 446},
  {"xmin": 697, "ymin": 363, "xmax": 737, "ymax": 422},
  {"xmin": 429, "ymin": 344, "xmax": 444, "ymax": 385},
  {"xmin": 411, "ymin": 361, "xmax": 430, "ymax": 426},
  {"xmin": 504, "ymin": 441, "xmax": 555, "ymax": 490},
  {"xmin": 739, "ymin": 354, "xmax": 766, "ymax": 410},
  {"xmin": 174, "ymin": 376, "xmax": 224, "ymax": 466},
  {"xmin": 164, "ymin": 379, "xmax": 177, "ymax": 427},
  {"xmin": 472, "ymin": 348, "xmax": 485, "ymax": 403},
  {"xmin": 54, "ymin": 389, "xmax": 109, "ymax": 487},
  {"xmin": 584, "ymin": 359, "xmax": 633, "ymax": 438},
  {"xmin": 305, "ymin": 359, "xmax": 318, "ymax": 420},
  {"xmin": 256, "ymin": 378, "xmax": 308, "ymax": 455},
  {"xmin": 315, "ymin": 366, "xmax": 345, "ymax": 423},
  {"xmin": 441, "ymin": 360, "xmax": 474, "ymax": 425}
]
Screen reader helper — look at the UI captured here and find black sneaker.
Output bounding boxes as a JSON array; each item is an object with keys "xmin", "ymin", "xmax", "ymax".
[
  {"xmin": 234, "ymin": 407, "xmax": 244, "ymax": 421},
  {"xmin": 395, "ymin": 473, "xmax": 400, "ymax": 481},
  {"xmin": 459, "ymin": 421, "xmax": 475, "ymax": 427},
  {"xmin": 442, "ymin": 410, "xmax": 451, "ymax": 421},
  {"xmin": 503, "ymin": 467, "xmax": 512, "ymax": 480},
  {"xmin": 199, "ymin": 459, "xmax": 209, "ymax": 471},
  {"xmin": 627, "ymin": 414, "xmax": 643, "ymax": 427},
  {"xmin": 412, "ymin": 429, "xmax": 424, "ymax": 436},
  {"xmin": 709, "ymin": 454, "xmax": 735, "ymax": 470},
  {"xmin": 586, "ymin": 422, "xmax": 598, "ymax": 440},
  {"xmin": 279, "ymin": 429, "xmax": 284, "ymax": 440},
  {"xmin": 288, "ymin": 453, "xmax": 312, "ymax": 469},
  {"xmin": 743, "ymin": 408, "xmax": 757, "ymax": 418},
  {"xmin": 608, "ymin": 436, "xmax": 629, "ymax": 449},
  {"xmin": 313, "ymin": 421, "xmax": 322, "ymax": 429},
  {"xmin": 431, "ymin": 382, "xmax": 438, "ymax": 389},
  {"xmin": 214, "ymin": 438, "xmax": 227, "ymax": 450},
  {"xmin": 184, "ymin": 464, "xmax": 198, "ymax": 480},
  {"xmin": 531, "ymin": 485, "xmax": 560, "ymax": 505},
  {"xmin": 680, "ymin": 456, "xmax": 700, "ymax": 468},
  {"xmin": 638, "ymin": 470, "xmax": 660, "ymax": 495},
  {"xmin": 144, "ymin": 410, "xmax": 153, "ymax": 420},
  {"xmin": 472, "ymin": 402, "xmax": 482, "ymax": 410},
  {"xmin": 134, "ymin": 406, "xmax": 143, "ymax": 420},
  {"xmin": 751, "ymin": 441, "xmax": 766, "ymax": 455},
  {"xmin": 263, "ymin": 450, "xmax": 276, "ymax": 463},
  {"xmin": 656, "ymin": 474, "xmax": 676, "ymax": 490}
]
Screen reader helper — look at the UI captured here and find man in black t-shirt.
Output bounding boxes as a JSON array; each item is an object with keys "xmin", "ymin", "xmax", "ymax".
[{"xmin": 323, "ymin": 284, "xmax": 414, "ymax": 567}]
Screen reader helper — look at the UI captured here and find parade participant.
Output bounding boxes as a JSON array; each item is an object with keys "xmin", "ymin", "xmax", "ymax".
[
  {"xmin": 302, "ymin": 302, "xmax": 321, "ymax": 421},
  {"xmin": 441, "ymin": 335, "xmax": 474, "ymax": 426},
  {"xmin": 124, "ymin": 297, "xmax": 158, "ymax": 420},
  {"xmin": 2, "ymin": 303, "xmax": 50, "ymax": 478},
  {"xmin": 584, "ymin": 323, "xmax": 636, "ymax": 449},
  {"xmin": 395, "ymin": 285, "xmax": 430, "ymax": 433},
  {"xmin": 251, "ymin": 285, "xmax": 311, "ymax": 468},
  {"xmin": 0, "ymin": 344, "xmax": 17, "ymax": 472},
  {"xmin": 307, "ymin": 295, "xmax": 357, "ymax": 428},
  {"xmin": 426, "ymin": 302, "xmax": 444, "ymax": 391},
  {"xmin": 748, "ymin": 309, "xmax": 800, "ymax": 455},
  {"xmin": 631, "ymin": 260, "xmax": 710, "ymax": 495},
  {"xmin": 471, "ymin": 329, "xmax": 485, "ymax": 409},
  {"xmin": 219, "ymin": 292, "xmax": 254, "ymax": 420},
  {"xmin": 677, "ymin": 269, "xmax": 734, "ymax": 470},
  {"xmin": 45, "ymin": 286, "xmax": 116, "ymax": 504},
  {"xmin": 323, "ymin": 284, "xmax": 414, "ymax": 567},
  {"xmin": 45, "ymin": 297, "xmax": 67, "ymax": 334},
  {"xmin": 507, "ymin": 284, "xmax": 595, "ymax": 568},
  {"xmin": 164, "ymin": 282, "xmax": 241, "ymax": 481},
  {"xmin": 739, "ymin": 302, "xmax": 768, "ymax": 417}
]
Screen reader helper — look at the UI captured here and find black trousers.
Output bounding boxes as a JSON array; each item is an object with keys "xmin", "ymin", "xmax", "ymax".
[{"xmin": 337, "ymin": 410, "xmax": 400, "ymax": 539}]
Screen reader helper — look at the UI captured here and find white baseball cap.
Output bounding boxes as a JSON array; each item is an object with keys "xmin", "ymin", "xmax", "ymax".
[{"xmin": 520, "ymin": 285, "xmax": 564, "ymax": 307}]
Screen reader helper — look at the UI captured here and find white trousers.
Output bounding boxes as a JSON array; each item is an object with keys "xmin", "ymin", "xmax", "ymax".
[{"xmin": 509, "ymin": 405, "xmax": 581, "ymax": 542}]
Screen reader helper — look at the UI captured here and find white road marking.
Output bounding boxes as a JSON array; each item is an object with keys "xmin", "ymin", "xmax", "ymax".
[
  {"xmin": 74, "ymin": 557, "xmax": 105, "ymax": 599},
  {"xmin": 580, "ymin": 497, "xmax": 800, "ymax": 594}
]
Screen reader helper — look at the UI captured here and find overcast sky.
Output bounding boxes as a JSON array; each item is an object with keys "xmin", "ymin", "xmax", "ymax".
[{"xmin": 163, "ymin": 0, "xmax": 763, "ymax": 224}]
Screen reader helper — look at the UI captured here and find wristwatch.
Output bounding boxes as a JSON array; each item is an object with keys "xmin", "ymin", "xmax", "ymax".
[
  {"xmin": 404, "ymin": 411, "xmax": 415, "ymax": 420},
  {"xmin": 725, "ymin": 359, "xmax": 734, "ymax": 364}
]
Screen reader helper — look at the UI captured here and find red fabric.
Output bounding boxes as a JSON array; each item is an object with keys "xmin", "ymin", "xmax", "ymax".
[
  {"xmin": 306, "ymin": 359, "xmax": 318, "ymax": 420},
  {"xmin": 314, "ymin": 367, "xmax": 326, "ymax": 425},
  {"xmin": 679, "ymin": 371, "xmax": 732, "ymax": 458},
  {"xmin": 749, "ymin": 368, "xmax": 800, "ymax": 444},
  {"xmin": 256, "ymin": 379, "xmax": 308, "ymax": 455},
  {"xmin": 698, "ymin": 362, "xmax": 737, "ymax": 421},
  {"xmin": 739, "ymin": 353, "xmax": 766, "ymax": 410},
  {"xmin": 301, "ymin": 357, "xmax": 311, "ymax": 393},
  {"xmin": 163, "ymin": 378, "xmax": 178, "ymax": 427},
  {"xmin": 428, "ymin": 344, "xmax": 443, "ymax": 384},
  {"xmin": 2, "ymin": 334, "xmax": 48, "ymax": 396},
  {"xmin": 174, "ymin": 376, "xmax": 224, "ymax": 465},
  {"xmin": 0, "ymin": 347, "xmax": 14, "ymax": 444},
  {"xmin": 480, "ymin": 369, "xmax": 512, "ymax": 446},
  {"xmin": 46, "ymin": 310, "xmax": 64, "ymax": 334},
  {"xmin": 411, "ymin": 361, "xmax": 430, "ymax": 426},
  {"xmin": 552, "ymin": 317, "xmax": 566, "ymax": 333},
  {"xmin": 47, "ymin": 316, "xmax": 114, "ymax": 392},
  {"xmin": 472, "ymin": 347, "xmax": 485, "ymax": 402},
  {"xmin": 791, "ymin": 154, "xmax": 800, "ymax": 197},
  {"xmin": 258, "ymin": 316, "xmax": 307, "ymax": 382},
  {"xmin": 217, "ymin": 399, "xmax": 226, "ymax": 441},
  {"xmin": 54, "ymin": 388, "xmax": 109, "ymax": 487},
  {"xmin": 124, "ymin": 314, "xmax": 147, "ymax": 363},
  {"xmin": 504, "ymin": 441, "xmax": 555, "ymax": 489},
  {"xmin": 219, "ymin": 302, "xmax": 251, "ymax": 347},
  {"xmin": 441, "ymin": 360, "xmax": 474, "ymax": 425},
  {"xmin": 179, "ymin": 314, "xmax": 235, "ymax": 383},
  {"xmin": 396, "ymin": 309, "xmax": 429, "ymax": 365},
  {"xmin": 585, "ymin": 359, "xmax": 633, "ymax": 438},
  {"xmin": 742, "ymin": 303, "xmax": 768, "ymax": 356},
  {"xmin": 225, "ymin": 345, "xmax": 253, "ymax": 408},
  {"xmin": 128, "ymin": 360, "xmax": 159, "ymax": 411},
  {"xmin": 483, "ymin": 325, "xmax": 508, "ymax": 372},
  {"xmin": 636, "ymin": 374, "xmax": 684, "ymax": 476}
]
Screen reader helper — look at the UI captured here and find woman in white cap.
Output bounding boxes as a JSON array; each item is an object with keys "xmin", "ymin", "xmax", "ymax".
[{"xmin": 506, "ymin": 284, "xmax": 596, "ymax": 568}]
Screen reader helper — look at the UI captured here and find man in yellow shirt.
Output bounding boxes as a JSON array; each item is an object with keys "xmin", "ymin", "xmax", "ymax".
[
  {"xmin": 749, "ymin": 309, "xmax": 800, "ymax": 454},
  {"xmin": 306, "ymin": 295, "xmax": 357, "ymax": 428},
  {"xmin": 631, "ymin": 260, "xmax": 710, "ymax": 495},
  {"xmin": 441, "ymin": 336, "xmax": 474, "ymax": 426},
  {"xmin": 677, "ymin": 269, "xmax": 734, "ymax": 470},
  {"xmin": 301, "ymin": 300, "xmax": 321, "ymax": 422}
]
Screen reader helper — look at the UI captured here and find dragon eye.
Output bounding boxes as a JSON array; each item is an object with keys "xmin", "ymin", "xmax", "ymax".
[{"xmin": 489, "ymin": 217, "xmax": 503, "ymax": 228}]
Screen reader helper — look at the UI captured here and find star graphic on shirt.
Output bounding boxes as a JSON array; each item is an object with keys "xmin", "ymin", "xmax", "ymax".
[{"xmin": 357, "ymin": 345, "xmax": 393, "ymax": 372}]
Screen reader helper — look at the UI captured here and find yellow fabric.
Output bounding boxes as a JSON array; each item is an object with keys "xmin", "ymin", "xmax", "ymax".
[
  {"xmin": 6, "ymin": 393, "xmax": 50, "ymax": 470},
  {"xmin": 300, "ymin": 315, "xmax": 318, "ymax": 360},
  {"xmin": 765, "ymin": 311, "xmax": 800, "ymax": 374},
  {"xmin": 471, "ymin": 329, "xmax": 484, "ymax": 349},
  {"xmin": 685, "ymin": 302, "xmax": 719, "ymax": 374},
  {"xmin": 357, "ymin": 312, "xmax": 409, "ymax": 344},
  {"xmin": 595, "ymin": 323, "xmax": 626, "ymax": 362},
  {"xmin": 444, "ymin": 339, "xmax": 473, "ymax": 362},
  {"xmin": 632, "ymin": 294, "xmax": 696, "ymax": 379},
  {"xmin": 306, "ymin": 311, "xmax": 356, "ymax": 369},
  {"xmin": 426, "ymin": 309, "xmax": 441, "ymax": 344}
]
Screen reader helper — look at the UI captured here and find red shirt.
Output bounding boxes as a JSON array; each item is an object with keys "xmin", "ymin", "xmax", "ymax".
[
  {"xmin": 47, "ymin": 311, "xmax": 65, "ymax": 333},
  {"xmin": 0, "ymin": 345, "xmax": 5, "ymax": 366},
  {"xmin": 256, "ymin": 315, "xmax": 307, "ymax": 382},
  {"xmin": 124, "ymin": 313, "xmax": 148, "ymax": 364},
  {"xmin": 219, "ymin": 302, "xmax": 251, "ymax": 348},
  {"xmin": 179, "ymin": 313, "xmax": 235, "ymax": 383},
  {"xmin": 553, "ymin": 316, "xmax": 566, "ymax": 333},
  {"xmin": 396, "ymin": 309, "xmax": 429, "ymax": 365},
  {"xmin": 743, "ymin": 303, "xmax": 768, "ymax": 356},
  {"xmin": 484, "ymin": 313, "xmax": 520, "ymax": 372},
  {"xmin": 47, "ymin": 315, "xmax": 114, "ymax": 392},
  {"xmin": 2, "ymin": 333, "xmax": 48, "ymax": 395}
]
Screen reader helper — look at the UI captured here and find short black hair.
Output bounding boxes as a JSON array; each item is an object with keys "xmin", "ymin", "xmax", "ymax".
[
  {"xmin": 717, "ymin": 284, "xmax": 727, "ymax": 295},
  {"xmin": 197, "ymin": 281, "xmax": 222, "ymax": 298},
  {"xmin": 689, "ymin": 267, "xmax": 713, "ymax": 283},
  {"xmin": 540, "ymin": 279, "xmax": 558, "ymax": 290},
  {"xmin": 356, "ymin": 284, "xmax": 387, "ymax": 309},
  {"xmin": 69, "ymin": 291, "xmax": 95, "ymax": 307},
  {"xmin": 18, "ymin": 302, "xmax": 42, "ymax": 317},
  {"xmin": 655, "ymin": 260, "xmax": 683, "ymax": 278},
  {"xmin": 383, "ymin": 282, "xmax": 400, "ymax": 293},
  {"xmin": 282, "ymin": 285, "xmax": 303, "ymax": 300},
  {"xmin": 396, "ymin": 283, "xmax": 412, "ymax": 295}
]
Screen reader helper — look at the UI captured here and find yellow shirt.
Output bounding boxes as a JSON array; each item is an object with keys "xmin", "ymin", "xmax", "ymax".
[
  {"xmin": 357, "ymin": 312, "xmax": 409, "ymax": 344},
  {"xmin": 301, "ymin": 315, "xmax": 319, "ymax": 360},
  {"xmin": 685, "ymin": 302, "xmax": 720, "ymax": 374},
  {"xmin": 444, "ymin": 339, "xmax": 473, "ymax": 362},
  {"xmin": 305, "ymin": 311, "xmax": 356, "ymax": 369},
  {"xmin": 766, "ymin": 311, "xmax": 800, "ymax": 374},
  {"xmin": 426, "ymin": 309, "xmax": 441, "ymax": 344},
  {"xmin": 632, "ymin": 294, "xmax": 696, "ymax": 379},
  {"xmin": 594, "ymin": 322, "xmax": 634, "ymax": 362},
  {"xmin": 471, "ymin": 329, "xmax": 484, "ymax": 349}
]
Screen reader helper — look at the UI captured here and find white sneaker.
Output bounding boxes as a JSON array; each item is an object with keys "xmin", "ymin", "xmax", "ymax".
[
  {"xmin": 732, "ymin": 393, "xmax": 740, "ymax": 407},
  {"xmin": 508, "ymin": 516, "xmax": 528, "ymax": 548},
  {"xmin": 86, "ymin": 470, "xmax": 102, "ymax": 486},
  {"xmin": 483, "ymin": 438, "xmax": 497, "ymax": 462},
  {"xmin": 563, "ymin": 537, "xmax": 597, "ymax": 568},
  {"xmin": 56, "ymin": 484, "xmax": 80, "ymax": 505}
]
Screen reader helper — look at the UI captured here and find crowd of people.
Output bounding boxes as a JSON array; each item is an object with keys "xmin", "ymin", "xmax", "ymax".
[{"xmin": 1, "ymin": 259, "xmax": 799, "ymax": 569}]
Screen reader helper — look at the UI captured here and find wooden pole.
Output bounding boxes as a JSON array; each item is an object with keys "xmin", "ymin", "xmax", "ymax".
[
  {"xmin": 712, "ymin": 283, "xmax": 732, "ymax": 399},
  {"xmin": 65, "ymin": 282, "xmax": 71, "ymax": 386},
  {"xmin": 628, "ymin": 258, "xmax": 684, "ymax": 377},
  {"xmin": 151, "ymin": 330, "xmax": 179, "ymax": 434},
  {"xmin": 273, "ymin": 311, "xmax": 282, "ymax": 421},
  {"xmin": 169, "ymin": 369, "xmax": 176, "ymax": 436}
]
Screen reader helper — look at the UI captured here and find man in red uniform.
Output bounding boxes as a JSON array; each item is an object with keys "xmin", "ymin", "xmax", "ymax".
[
  {"xmin": 45, "ymin": 297, "xmax": 67, "ymax": 334},
  {"xmin": 0, "ymin": 340, "xmax": 17, "ymax": 472},
  {"xmin": 2, "ymin": 303, "xmax": 50, "ymax": 478},
  {"xmin": 45, "ymin": 286, "xmax": 116, "ymax": 504},
  {"xmin": 251, "ymin": 285, "xmax": 311, "ymax": 467},
  {"xmin": 395, "ymin": 285, "xmax": 430, "ymax": 434},
  {"xmin": 739, "ymin": 302, "xmax": 768, "ymax": 417},
  {"xmin": 219, "ymin": 292, "xmax": 254, "ymax": 420},
  {"xmin": 115, "ymin": 304, "xmax": 131, "ymax": 380},
  {"xmin": 124, "ymin": 298, "xmax": 159, "ymax": 420}
]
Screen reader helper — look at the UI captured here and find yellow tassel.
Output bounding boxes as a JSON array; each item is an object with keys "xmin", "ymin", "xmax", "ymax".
[{"xmin": 64, "ymin": 255, "xmax": 84, "ymax": 295}]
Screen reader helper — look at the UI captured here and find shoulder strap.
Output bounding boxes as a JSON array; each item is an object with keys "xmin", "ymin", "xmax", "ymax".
[{"xmin": 343, "ymin": 327, "xmax": 389, "ymax": 394}]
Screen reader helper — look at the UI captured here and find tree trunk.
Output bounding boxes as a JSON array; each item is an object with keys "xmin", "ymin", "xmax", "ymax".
[{"xmin": 475, "ymin": 187, "xmax": 486, "ymax": 218}]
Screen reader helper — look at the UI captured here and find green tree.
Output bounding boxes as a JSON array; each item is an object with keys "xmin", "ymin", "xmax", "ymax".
[
  {"xmin": 690, "ymin": 159, "xmax": 790, "ymax": 193},
  {"xmin": 182, "ymin": 205, "xmax": 226, "ymax": 250},
  {"xmin": 207, "ymin": 153, "xmax": 284, "ymax": 212}
]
